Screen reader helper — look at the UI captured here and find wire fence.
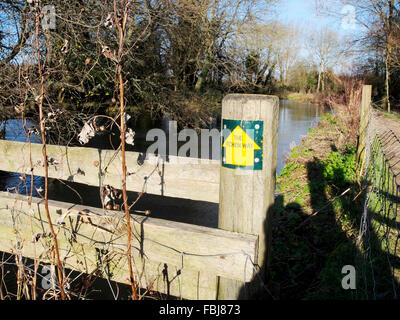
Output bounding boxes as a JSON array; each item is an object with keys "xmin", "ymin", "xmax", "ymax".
[{"xmin": 358, "ymin": 104, "xmax": 400, "ymax": 300}]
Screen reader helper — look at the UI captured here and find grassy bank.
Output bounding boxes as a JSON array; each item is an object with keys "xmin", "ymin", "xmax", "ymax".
[
  {"xmin": 285, "ymin": 92, "xmax": 317, "ymax": 103},
  {"xmin": 270, "ymin": 110, "xmax": 366, "ymax": 300}
]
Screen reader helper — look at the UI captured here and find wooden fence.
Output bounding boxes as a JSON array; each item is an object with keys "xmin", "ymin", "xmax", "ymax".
[{"xmin": 0, "ymin": 94, "xmax": 279, "ymax": 300}]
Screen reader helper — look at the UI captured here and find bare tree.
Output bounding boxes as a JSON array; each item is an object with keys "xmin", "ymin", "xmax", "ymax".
[
  {"xmin": 316, "ymin": 0, "xmax": 400, "ymax": 110},
  {"xmin": 275, "ymin": 22, "xmax": 302, "ymax": 86},
  {"xmin": 307, "ymin": 27, "xmax": 348, "ymax": 92}
]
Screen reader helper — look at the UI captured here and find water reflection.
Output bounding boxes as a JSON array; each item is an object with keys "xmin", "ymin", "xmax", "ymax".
[
  {"xmin": 277, "ymin": 100, "xmax": 326, "ymax": 174},
  {"xmin": 0, "ymin": 120, "xmax": 43, "ymax": 197}
]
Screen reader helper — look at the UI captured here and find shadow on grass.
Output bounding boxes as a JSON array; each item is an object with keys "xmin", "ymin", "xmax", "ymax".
[{"xmin": 239, "ymin": 146, "xmax": 399, "ymax": 300}]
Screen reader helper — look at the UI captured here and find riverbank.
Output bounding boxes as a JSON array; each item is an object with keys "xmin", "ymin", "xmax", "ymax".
[
  {"xmin": 285, "ymin": 92, "xmax": 317, "ymax": 104},
  {"xmin": 270, "ymin": 107, "xmax": 365, "ymax": 299}
]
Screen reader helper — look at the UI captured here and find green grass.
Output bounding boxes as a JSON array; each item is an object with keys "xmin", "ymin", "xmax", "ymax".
[
  {"xmin": 376, "ymin": 107, "xmax": 400, "ymax": 122},
  {"xmin": 273, "ymin": 108, "xmax": 400, "ymax": 300},
  {"xmin": 286, "ymin": 92, "xmax": 316, "ymax": 103},
  {"xmin": 321, "ymin": 113, "xmax": 338, "ymax": 125},
  {"xmin": 359, "ymin": 136, "xmax": 400, "ymax": 298},
  {"xmin": 272, "ymin": 112, "xmax": 365, "ymax": 300},
  {"xmin": 289, "ymin": 146, "xmax": 314, "ymax": 159}
]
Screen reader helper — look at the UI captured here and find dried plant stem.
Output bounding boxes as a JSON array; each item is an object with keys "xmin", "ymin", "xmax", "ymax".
[
  {"xmin": 19, "ymin": 66, "xmax": 39, "ymax": 300},
  {"xmin": 116, "ymin": 0, "xmax": 138, "ymax": 300},
  {"xmin": 17, "ymin": 64, "xmax": 35, "ymax": 206},
  {"xmin": 34, "ymin": 1, "xmax": 66, "ymax": 300},
  {"xmin": 15, "ymin": 254, "xmax": 22, "ymax": 300},
  {"xmin": 21, "ymin": 112, "xmax": 34, "ymax": 206},
  {"xmin": 119, "ymin": 67, "xmax": 137, "ymax": 300}
]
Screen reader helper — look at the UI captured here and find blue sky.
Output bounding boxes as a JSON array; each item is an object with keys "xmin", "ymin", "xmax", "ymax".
[
  {"xmin": 277, "ymin": 0, "xmax": 340, "ymax": 29},
  {"xmin": 276, "ymin": 0, "xmax": 318, "ymax": 23},
  {"xmin": 263, "ymin": 0, "xmax": 360, "ymax": 73},
  {"xmin": 273, "ymin": 0, "xmax": 358, "ymax": 36}
]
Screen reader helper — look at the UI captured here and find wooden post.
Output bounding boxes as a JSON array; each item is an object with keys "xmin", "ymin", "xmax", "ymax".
[
  {"xmin": 356, "ymin": 85, "xmax": 372, "ymax": 175},
  {"xmin": 217, "ymin": 94, "xmax": 279, "ymax": 299}
]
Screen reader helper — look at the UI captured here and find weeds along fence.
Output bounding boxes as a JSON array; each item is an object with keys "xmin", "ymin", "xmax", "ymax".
[
  {"xmin": 0, "ymin": 95, "xmax": 279, "ymax": 300},
  {"xmin": 357, "ymin": 85, "xmax": 400, "ymax": 299}
]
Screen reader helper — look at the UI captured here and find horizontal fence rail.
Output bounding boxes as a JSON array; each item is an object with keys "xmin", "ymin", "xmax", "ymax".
[
  {"xmin": 0, "ymin": 140, "xmax": 220, "ymax": 203},
  {"xmin": 0, "ymin": 191, "xmax": 258, "ymax": 300},
  {"xmin": 0, "ymin": 94, "xmax": 279, "ymax": 300}
]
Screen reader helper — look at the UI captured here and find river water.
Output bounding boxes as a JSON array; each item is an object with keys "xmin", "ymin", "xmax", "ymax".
[
  {"xmin": 277, "ymin": 99, "xmax": 325, "ymax": 173},
  {"xmin": 0, "ymin": 100, "xmax": 325, "ymax": 227}
]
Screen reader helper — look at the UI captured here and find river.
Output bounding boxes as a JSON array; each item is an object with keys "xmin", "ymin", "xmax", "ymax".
[
  {"xmin": 277, "ymin": 99, "xmax": 325, "ymax": 173},
  {"xmin": 0, "ymin": 99, "xmax": 325, "ymax": 228}
]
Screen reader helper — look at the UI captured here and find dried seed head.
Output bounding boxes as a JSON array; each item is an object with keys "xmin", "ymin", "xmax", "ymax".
[
  {"xmin": 104, "ymin": 13, "xmax": 113, "ymax": 28},
  {"xmin": 145, "ymin": 210, "xmax": 151, "ymax": 216},
  {"xmin": 32, "ymin": 233, "xmax": 42, "ymax": 243},
  {"xmin": 104, "ymin": 194, "xmax": 112, "ymax": 206},
  {"xmin": 125, "ymin": 128, "xmax": 135, "ymax": 146},
  {"xmin": 48, "ymin": 157, "xmax": 59, "ymax": 165},
  {"xmin": 78, "ymin": 121, "xmax": 96, "ymax": 145},
  {"xmin": 61, "ymin": 40, "xmax": 69, "ymax": 54},
  {"xmin": 114, "ymin": 191, "xmax": 122, "ymax": 199},
  {"xmin": 93, "ymin": 160, "xmax": 100, "ymax": 167},
  {"xmin": 14, "ymin": 105, "xmax": 24, "ymax": 114}
]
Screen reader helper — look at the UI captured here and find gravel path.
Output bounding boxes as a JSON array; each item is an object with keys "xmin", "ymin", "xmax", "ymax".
[
  {"xmin": 371, "ymin": 108, "xmax": 400, "ymax": 183},
  {"xmin": 373, "ymin": 109, "xmax": 400, "ymax": 138}
]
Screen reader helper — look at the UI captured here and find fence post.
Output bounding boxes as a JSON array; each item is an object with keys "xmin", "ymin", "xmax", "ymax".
[
  {"xmin": 217, "ymin": 94, "xmax": 279, "ymax": 299},
  {"xmin": 356, "ymin": 85, "xmax": 372, "ymax": 175}
]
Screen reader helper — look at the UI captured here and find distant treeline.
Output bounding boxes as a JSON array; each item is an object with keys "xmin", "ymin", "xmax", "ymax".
[{"xmin": 1, "ymin": 0, "xmax": 399, "ymax": 130}]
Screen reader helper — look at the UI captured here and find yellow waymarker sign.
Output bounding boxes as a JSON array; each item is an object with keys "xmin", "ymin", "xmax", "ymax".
[{"xmin": 222, "ymin": 125, "xmax": 261, "ymax": 166}]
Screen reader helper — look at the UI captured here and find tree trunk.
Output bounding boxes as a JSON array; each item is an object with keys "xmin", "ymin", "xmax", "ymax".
[
  {"xmin": 195, "ymin": 59, "xmax": 212, "ymax": 92},
  {"xmin": 385, "ymin": 0, "xmax": 394, "ymax": 113},
  {"xmin": 317, "ymin": 69, "xmax": 322, "ymax": 92},
  {"xmin": 385, "ymin": 54, "xmax": 391, "ymax": 113}
]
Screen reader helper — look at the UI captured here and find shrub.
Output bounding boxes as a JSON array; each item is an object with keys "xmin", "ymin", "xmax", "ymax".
[{"xmin": 322, "ymin": 149, "xmax": 356, "ymax": 188}]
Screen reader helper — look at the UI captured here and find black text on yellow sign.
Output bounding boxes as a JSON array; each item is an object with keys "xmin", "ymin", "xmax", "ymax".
[{"xmin": 222, "ymin": 120, "xmax": 263, "ymax": 170}]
